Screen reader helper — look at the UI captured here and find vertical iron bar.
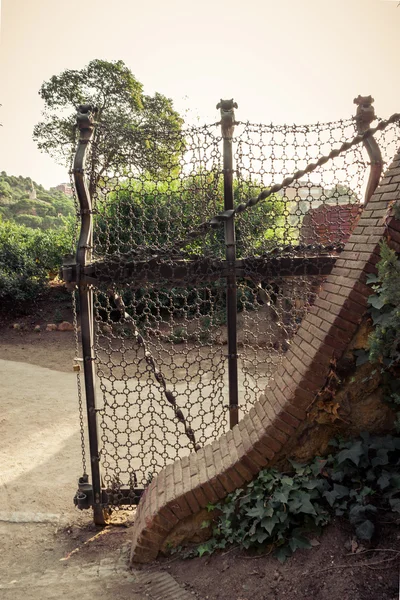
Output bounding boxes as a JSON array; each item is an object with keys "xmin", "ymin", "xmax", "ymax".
[
  {"xmin": 353, "ymin": 95, "xmax": 383, "ymax": 204},
  {"xmin": 74, "ymin": 105, "xmax": 108, "ymax": 525},
  {"xmin": 217, "ymin": 99, "xmax": 239, "ymax": 429}
]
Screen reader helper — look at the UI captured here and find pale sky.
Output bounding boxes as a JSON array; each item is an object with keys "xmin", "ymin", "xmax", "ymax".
[{"xmin": 0, "ymin": 0, "xmax": 399, "ymax": 189}]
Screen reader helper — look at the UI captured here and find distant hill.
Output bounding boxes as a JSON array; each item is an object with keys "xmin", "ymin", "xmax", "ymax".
[{"xmin": 0, "ymin": 171, "xmax": 75, "ymax": 229}]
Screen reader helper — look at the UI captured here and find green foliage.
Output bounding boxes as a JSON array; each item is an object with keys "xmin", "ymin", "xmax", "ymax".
[
  {"xmin": 188, "ymin": 433, "xmax": 400, "ymax": 562},
  {"xmin": 365, "ymin": 240, "xmax": 400, "ymax": 429},
  {"xmin": 0, "ymin": 171, "xmax": 74, "ymax": 229},
  {"xmin": 95, "ymin": 175, "xmax": 286, "ymax": 258},
  {"xmin": 367, "ymin": 242, "xmax": 400, "ymax": 367},
  {"xmin": 0, "ymin": 217, "xmax": 74, "ymax": 309},
  {"xmin": 33, "ymin": 59, "xmax": 183, "ymax": 193}
]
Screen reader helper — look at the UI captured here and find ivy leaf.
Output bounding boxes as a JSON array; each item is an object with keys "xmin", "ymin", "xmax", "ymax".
[
  {"xmin": 323, "ymin": 484, "xmax": 349, "ymax": 506},
  {"xmin": 310, "ymin": 459, "xmax": 328, "ymax": 476},
  {"xmin": 371, "ymin": 449, "xmax": 389, "ymax": 467},
  {"xmin": 274, "ymin": 546, "xmax": 292, "ymax": 563},
  {"xmin": 366, "ymin": 274, "xmax": 380, "ymax": 284},
  {"xmin": 281, "ymin": 476, "xmax": 294, "ymax": 486},
  {"xmin": 349, "ymin": 504, "xmax": 377, "ymax": 525},
  {"xmin": 256, "ymin": 529, "xmax": 270, "ymax": 544},
  {"xmin": 354, "ymin": 350, "xmax": 370, "ymax": 367},
  {"xmin": 355, "ymin": 520, "xmax": 375, "ymax": 541},
  {"xmin": 261, "ymin": 515, "xmax": 279, "ymax": 535},
  {"xmin": 296, "ymin": 491, "xmax": 317, "ymax": 515},
  {"xmin": 288, "ymin": 459, "xmax": 307, "ymax": 475},
  {"xmin": 389, "ymin": 498, "xmax": 400, "ymax": 513},
  {"xmin": 246, "ymin": 502, "xmax": 267, "ymax": 519},
  {"xmin": 373, "ymin": 311, "xmax": 393, "ymax": 327},
  {"xmin": 289, "ymin": 532, "xmax": 312, "ymax": 552},
  {"xmin": 274, "ymin": 489, "xmax": 290, "ymax": 504},
  {"xmin": 336, "ymin": 441, "xmax": 364, "ymax": 466},
  {"xmin": 197, "ymin": 542, "xmax": 214, "ymax": 557},
  {"xmin": 368, "ymin": 294, "xmax": 386, "ymax": 310},
  {"xmin": 377, "ymin": 472, "xmax": 391, "ymax": 490}
]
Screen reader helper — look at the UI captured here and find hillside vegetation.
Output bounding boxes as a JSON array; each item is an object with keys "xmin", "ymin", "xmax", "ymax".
[{"xmin": 0, "ymin": 171, "xmax": 75, "ymax": 229}]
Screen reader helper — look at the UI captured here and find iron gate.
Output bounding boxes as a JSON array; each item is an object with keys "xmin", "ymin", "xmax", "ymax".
[{"xmin": 62, "ymin": 97, "xmax": 400, "ymax": 524}]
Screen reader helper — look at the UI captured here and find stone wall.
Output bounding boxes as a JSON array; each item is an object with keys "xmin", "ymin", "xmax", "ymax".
[{"xmin": 129, "ymin": 150, "xmax": 400, "ymax": 564}]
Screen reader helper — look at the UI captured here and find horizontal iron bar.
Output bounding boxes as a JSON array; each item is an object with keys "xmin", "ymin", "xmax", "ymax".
[
  {"xmin": 74, "ymin": 483, "xmax": 144, "ymax": 510},
  {"xmin": 62, "ymin": 252, "xmax": 340, "ymax": 288}
]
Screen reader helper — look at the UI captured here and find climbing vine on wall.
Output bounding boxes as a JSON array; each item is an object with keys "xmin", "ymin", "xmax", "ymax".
[{"xmin": 366, "ymin": 239, "xmax": 400, "ymax": 429}]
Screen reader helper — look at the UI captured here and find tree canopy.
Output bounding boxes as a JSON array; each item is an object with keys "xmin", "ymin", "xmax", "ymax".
[{"xmin": 33, "ymin": 59, "xmax": 183, "ymax": 189}]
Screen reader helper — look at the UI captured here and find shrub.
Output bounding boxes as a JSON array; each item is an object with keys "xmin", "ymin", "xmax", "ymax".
[{"xmin": 0, "ymin": 217, "xmax": 74, "ymax": 309}]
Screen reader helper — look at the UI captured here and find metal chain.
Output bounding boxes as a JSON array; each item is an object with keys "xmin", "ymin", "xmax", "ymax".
[
  {"xmin": 233, "ymin": 113, "xmax": 400, "ymax": 216},
  {"xmin": 168, "ymin": 112, "xmax": 400, "ymax": 251},
  {"xmin": 72, "ymin": 289, "xmax": 87, "ymax": 475},
  {"xmin": 110, "ymin": 290, "xmax": 200, "ymax": 452}
]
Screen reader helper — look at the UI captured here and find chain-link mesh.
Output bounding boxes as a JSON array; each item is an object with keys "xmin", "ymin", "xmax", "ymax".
[{"xmin": 72, "ymin": 109, "xmax": 400, "ymax": 506}]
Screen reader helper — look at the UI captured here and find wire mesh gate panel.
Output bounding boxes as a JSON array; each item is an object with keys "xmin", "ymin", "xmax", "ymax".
[{"xmin": 64, "ymin": 98, "xmax": 400, "ymax": 521}]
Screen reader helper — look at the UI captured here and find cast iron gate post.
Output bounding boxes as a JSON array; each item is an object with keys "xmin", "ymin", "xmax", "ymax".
[
  {"xmin": 217, "ymin": 99, "xmax": 239, "ymax": 429},
  {"xmin": 74, "ymin": 105, "xmax": 108, "ymax": 526}
]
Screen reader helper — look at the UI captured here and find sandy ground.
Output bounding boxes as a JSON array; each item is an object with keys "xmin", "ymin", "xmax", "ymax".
[{"xmin": 0, "ymin": 331, "xmax": 197, "ymax": 599}]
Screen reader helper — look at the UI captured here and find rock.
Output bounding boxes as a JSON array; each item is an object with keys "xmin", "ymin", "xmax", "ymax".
[
  {"xmin": 12, "ymin": 323, "xmax": 21, "ymax": 330},
  {"xmin": 34, "ymin": 325, "xmax": 41, "ymax": 332},
  {"xmin": 46, "ymin": 323, "xmax": 58, "ymax": 331},
  {"xmin": 57, "ymin": 321, "xmax": 74, "ymax": 332}
]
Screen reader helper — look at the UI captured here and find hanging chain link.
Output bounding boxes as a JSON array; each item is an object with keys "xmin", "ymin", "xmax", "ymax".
[
  {"xmin": 72, "ymin": 289, "xmax": 87, "ymax": 475},
  {"xmin": 167, "ymin": 112, "xmax": 400, "ymax": 252},
  {"xmin": 110, "ymin": 290, "xmax": 200, "ymax": 452}
]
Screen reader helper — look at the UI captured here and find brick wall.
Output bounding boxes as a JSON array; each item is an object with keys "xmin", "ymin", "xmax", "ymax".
[{"xmin": 129, "ymin": 151, "xmax": 400, "ymax": 564}]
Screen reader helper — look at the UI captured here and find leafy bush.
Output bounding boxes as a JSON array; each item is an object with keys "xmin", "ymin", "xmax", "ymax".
[
  {"xmin": 365, "ymin": 241, "xmax": 400, "ymax": 428},
  {"xmin": 0, "ymin": 217, "xmax": 74, "ymax": 308},
  {"xmin": 367, "ymin": 242, "xmax": 400, "ymax": 367},
  {"xmin": 193, "ymin": 433, "xmax": 400, "ymax": 562}
]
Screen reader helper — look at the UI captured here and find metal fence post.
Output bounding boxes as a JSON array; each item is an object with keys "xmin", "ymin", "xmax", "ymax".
[
  {"xmin": 353, "ymin": 95, "xmax": 383, "ymax": 204},
  {"xmin": 74, "ymin": 105, "xmax": 108, "ymax": 526},
  {"xmin": 217, "ymin": 99, "xmax": 239, "ymax": 429}
]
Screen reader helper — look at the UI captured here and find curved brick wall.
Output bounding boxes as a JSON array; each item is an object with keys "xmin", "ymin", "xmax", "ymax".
[{"xmin": 130, "ymin": 151, "xmax": 400, "ymax": 564}]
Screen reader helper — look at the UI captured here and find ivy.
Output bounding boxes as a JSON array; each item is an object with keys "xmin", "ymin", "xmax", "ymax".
[
  {"xmin": 180, "ymin": 433, "xmax": 400, "ymax": 562},
  {"xmin": 366, "ymin": 240, "xmax": 400, "ymax": 428}
]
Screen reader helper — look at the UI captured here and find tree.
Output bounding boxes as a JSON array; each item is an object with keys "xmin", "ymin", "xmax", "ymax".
[{"xmin": 33, "ymin": 60, "xmax": 183, "ymax": 194}]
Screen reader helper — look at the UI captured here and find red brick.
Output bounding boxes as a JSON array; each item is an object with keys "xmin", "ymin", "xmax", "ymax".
[
  {"xmin": 259, "ymin": 432, "xmax": 283, "ymax": 453},
  {"xmin": 278, "ymin": 409, "xmax": 301, "ymax": 429},
  {"xmin": 273, "ymin": 415, "xmax": 296, "ymax": 436},
  {"xmin": 224, "ymin": 466, "xmax": 246, "ymax": 488},
  {"xmin": 265, "ymin": 424, "xmax": 289, "ymax": 444},
  {"xmin": 232, "ymin": 459, "xmax": 254, "ymax": 482},
  {"xmin": 241, "ymin": 453, "xmax": 262, "ymax": 476},
  {"xmin": 208, "ymin": 475, "xmax": 228, "ymax": 500},
  {"xmin": 184, "ymin": 489, "xmax": 201, "ymax": 513},
  {"xmin": 158, "ymin": 505, "xmax": 180, "ymax": 527},
  {"xmin": 246, "ymin": 446, "xmax": 270, "ymax": 468},
  {"xmin": 292, "ymin": 386, "xmax": 315, "ymax": 409},
  {"xmin": 168, "ymin": 494, "xmax": 192, "ymax": 519},
  {"xmin": 252, "ymin": 438, "xmax": 275, "ymax": 460}
]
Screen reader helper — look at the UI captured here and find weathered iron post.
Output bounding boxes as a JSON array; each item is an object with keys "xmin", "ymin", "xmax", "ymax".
[
  {"xmin": 217, "ymin": 99, "xmax": 239, "ymax": 429},
  {"xmin": 354, "ymin": 95, "xmax": 383, "ymax": 204},
  {"xmin": 74, "ymin": 105, "xmax": 108, "ymax": 526}
]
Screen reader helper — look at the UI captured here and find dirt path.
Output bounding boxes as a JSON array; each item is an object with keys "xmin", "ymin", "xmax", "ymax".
[{"xmin": 0, "ymin": 330, "xmax": 197, "ymax": 599}]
